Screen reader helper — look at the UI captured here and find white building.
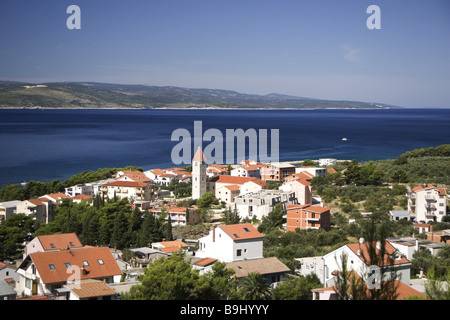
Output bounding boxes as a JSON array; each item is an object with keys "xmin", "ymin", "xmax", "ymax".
[
  {"xmin": 16, "ymin": 246, "xmax": 122, "ymax": 297},
  {"xmin": 317, "ymin": 240, "xmax": 411, "ymax": 287},
  {"xmin": 231, "ymin": 165, "xmax": 261, "ymax": 179},
  {"xmin": 195, "ymin": 223, "xmax": 263, "ymax": 263},
  {"xmin": 234, "ymin": 190, "xmax": 297, "ymax": 221},
  {"xmin": 408, "ymin": 184, "xmax": 448, "ymax": 223},
  {"xmin": 0, "ymin": 200, "xmax": 22, "ymax": 223},
  {"xmin": 101, "ymin": 180, "xmax": 153, "ymax": 202},
  {"xmin": 295, "ymin": 166, "xmax": 328, "ymax": 178},
  {"xmin": 319, "ymin": 158, "xmax": 337, "ymax": 166},
  {"xmin": 279, "ymin": 178, "xmax": 312, "ymax": 205}
]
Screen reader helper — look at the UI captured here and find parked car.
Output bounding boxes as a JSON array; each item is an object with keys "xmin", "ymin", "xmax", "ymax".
[{"xmin": 2, "ymin": 258, "xmax": 16, "ymax": 265}]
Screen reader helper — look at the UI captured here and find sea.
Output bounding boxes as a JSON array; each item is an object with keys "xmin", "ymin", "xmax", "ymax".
[{"xmin": 0, "ymin": 108, "xmax": 449, "ymax": 188}]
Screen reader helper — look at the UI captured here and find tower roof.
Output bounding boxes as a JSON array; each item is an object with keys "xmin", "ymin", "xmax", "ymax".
[{"xmin": 192, "ymin": 147, "xmax": 206, "ymax": 162}]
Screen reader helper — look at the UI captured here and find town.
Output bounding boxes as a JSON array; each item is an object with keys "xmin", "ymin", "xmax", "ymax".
[{"xmin": 0, "ymin": 146, "xmax": 449, "ymax": 301}]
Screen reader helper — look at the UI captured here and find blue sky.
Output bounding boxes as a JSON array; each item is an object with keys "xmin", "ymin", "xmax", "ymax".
[{"xmin": 1, "ymin": 0, "xmax": 449, "ymax": 108}]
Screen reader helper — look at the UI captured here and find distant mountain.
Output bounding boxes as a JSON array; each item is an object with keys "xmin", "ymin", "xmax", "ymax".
[{"xmin": 0, "ymin": 81, "xmax": 399, "ymax": 109}]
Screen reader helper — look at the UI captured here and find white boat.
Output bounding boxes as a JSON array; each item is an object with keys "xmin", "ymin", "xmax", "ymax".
[{"xmin": 342, "ymin": 138, "xmax": 348, "ymax": 141}]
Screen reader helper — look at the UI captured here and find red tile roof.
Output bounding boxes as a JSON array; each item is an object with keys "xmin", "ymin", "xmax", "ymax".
[
  {"xmin": 211, "ymin": 175, "xmax": 259, "ymax": 185},
  {"xmin": 104, "ymin": 181, "xmax": 148, "ymax": 188},
  {"xmin": 220, "ymin": 223, "xmax": 263, "ymax": 241},
  {"xmin": 193, "ymin": 257, "xmax": 217, "ymax": 267},
  {"xmin": 30, "ymin": 246, "xmax": 122, "ymax": 284},
  {"xmin": 37, "ymin": 233, "xmax": 83, "ymax": 251},
  {"xmin": 193, "ymin": 147, "xmax": 206, "ymax": 162},
  {"xmin": 346, "ymin": 241, "xmax": 410, "ymax": 267}
]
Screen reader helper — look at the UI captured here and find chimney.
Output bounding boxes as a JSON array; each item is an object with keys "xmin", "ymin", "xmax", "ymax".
[
  {"xmin": 415, "ymin": 238, "xmax": 419, "ymax": 251},
  {"xmin": 359, "ymin": 237, "xmax": 365, "ymax": 244},
  {"xmin": 212, "ymin": 225, "xmax": 216, "ymax": 242}
]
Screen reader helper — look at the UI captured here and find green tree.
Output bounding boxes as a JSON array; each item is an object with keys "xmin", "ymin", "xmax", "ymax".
[
  {"xmin": 122, "ymin": 254, "xmax": 205, "ymax": 300},
  {"xmin": 196, "ymin": 191, "xmax": 219, "ymax": 209},
  {"xmin": 81, "ymin": 206, "xmax": 100, "ymax": 246},
  {"xmin": 272, "ymin": 274, "xmax": 321, "ymax": 300},
  {"xmin": 258, "ymin": 203, "xmax": 284, "ymax": 233},
  {"xmin": 0, "ymin": 213, "xmax": 35, "ymax": 259},
  {"xmin": 110, "ymin": 209, "xmax": 131, "ymax": 249},
  {"xmin": 201, "ymin": 262, "xmax": 238, "ymax": 300},
  {"xmin": 302, "ymin": 159, "xmax": 316, "ymax": 166},
  {"xmin": 425, "ymin": 266, "xmax": 450, "ymax": 300},
  {"xmin": 237, "ymin": 272, "xmax": 271, "ymax": 300},
  {"xmin": 222, "ymin": 206, "xmax": 241, "ymax": 225}
]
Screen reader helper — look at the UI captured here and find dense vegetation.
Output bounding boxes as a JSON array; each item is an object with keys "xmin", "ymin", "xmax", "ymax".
[{"xmin": 0, "ymin": 166, "xmax": 142, "ymax": 201}]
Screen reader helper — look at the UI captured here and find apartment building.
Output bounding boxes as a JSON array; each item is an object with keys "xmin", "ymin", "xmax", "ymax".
[
  {"xmin": 286, "ymin": 204, "xmax": 331, "ymax": 231},
  {"xmin": 408, "ymin": 184, "xmax": 447, "ymax": 223}
]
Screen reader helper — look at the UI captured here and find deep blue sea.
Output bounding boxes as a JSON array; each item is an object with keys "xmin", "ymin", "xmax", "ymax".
[{"xmin": 0, "ymin": 108, "xmax": 449, "ymax": 188}]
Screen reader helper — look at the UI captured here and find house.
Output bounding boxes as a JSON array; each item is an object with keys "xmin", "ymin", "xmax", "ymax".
[
  {"xmin": 23, "ymin": 233, "xmax": 83, "ymax": 260},
  {"xmin": 320, "ymin": 240, "xmax": 411, "ymax": 287},
  {"xmin": 295, "ymin": 166, "xmax": 328, "ymax": 178},
  {"xmin": 191, "ymin": 257, "xmax": 218, "ymax": 274},
  {"xmin": 65, "ymin": 184, "xmax": 95, "ymax": 197},
  {"xmin": 39, "ymin": 193, "xmax": 71, "ymax": 205},
  {"xmin": 389, "ymin": 210, "xmax": 413, "ymax": 221},
  {"xmin": 234, "ymin": 190, "xmax": 297, "ymax": 221},
  {"xmin": 209, "ymin": 175, "xmax": 264, "ymax": 198},
  {"xmin": 260, "ymin": 162, "xmax": 296, "ymax": 181},
  {"xmin": 226, "ymin": 257, "xmax": 290, "ymax": 288},
  {"xmin": 413, "ymin": 223, "xmax": 432, "ymax": 234},
  {"xmin": 408, "ymin": 184, "xmax": 447, "ymax": 223},
  {"xmin": 195, "ymin": 223, "xmax": 263, "ymax": 262},
  {"xmin": 0, "ymin": 280, "xmax": 17, "ymax": 300},
  {"xmin": 0, "ymin": 200, "xmax": 22, "ymax": 223},
  {"xmin": 64, "ymin": 279, "xmax": 118, "ymax": 300},
  {"xmin": 16, "ymin": 246, "xmax": 122, "ymax": 297},
  {"xmin": 16, "ymin": 198, "xmax": 54, "ymax": 224},
  {"xmin": 150, "ymin": 207, "xmax": 200, "ymax": 226},
  {"xmin": 231, "ymin": 164, "xmax": 262, "ymax": 179},
  {"xmin": 427, "ymin": 229, "xmax": 450, "ymax": 244},
  {"xmin": 311, "ymin": 273, "xmax": 425, "ymax": 300},
  {"xmin": 286, "ymin": 204, "xmax": 331, "ymax": 231},
  {"xmin": 279, "ymin": 178, "xmax": 312, "ymax": 205},
  {"xmin": 387, "ymin": 236, "xmax": 449, "ymax": 261},
  {"xmin": 284, "ymin": 171, "xmax": 315, "ymax": 182},
  {"xmin": 102, "ymin": 180, "xmax": 153, "ymax": 202},
  {"xmin": 129, "ymin": 247, "xmax": 168, "ymax": 268},
  {"xmin": 216, "ymin": 185, "xmax": 241, "ymax": 205},
  {"xmin": 151, "ymin": 240, "xmax": 189, "ymax": 254},
  {"xmin": 319, "ymin": 158, "xmax": 337, "ymax": 166},
  {"xmin": 0, "ymin": 261, "xmax": 19, "ymax": 296},
  {"xmin": 206, "ymin": 164, "xmax": 229, "ymax": 178},
  {"xmin": 239, "ymin": 179, "xmax": 268, "ymax": 196},
  {"xmin": 114, "ymin": 170, "xmax": 152, "ymax": 183},
  {"xmin": 71, "ymin": 194, "xmax": 93, "ymax": 204}
]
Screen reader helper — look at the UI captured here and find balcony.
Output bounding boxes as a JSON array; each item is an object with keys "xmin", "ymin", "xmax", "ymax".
[
  {"xmin": 425, "ymin": 203, "xmax": 437, "ymax": 211},
  {"xmin": 425, "ymin": 194, "xmax": 436, "ymax": 202}
]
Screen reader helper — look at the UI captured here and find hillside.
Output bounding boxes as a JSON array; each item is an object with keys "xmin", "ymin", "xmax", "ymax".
[{"xmin": 0, "ymin": 81, "xmax": 398, "ymax": 110}]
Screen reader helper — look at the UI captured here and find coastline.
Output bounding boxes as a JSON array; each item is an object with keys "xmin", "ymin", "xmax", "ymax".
[{"xmin": 0, "ymin": 106, "xmax": 394, "ymax": 111}]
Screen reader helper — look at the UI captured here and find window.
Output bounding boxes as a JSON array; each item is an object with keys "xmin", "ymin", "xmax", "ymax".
[
  {"xmin": 49, "ymin": 264, "xmax": 56, "ymax": 270},
  {"xmin": 64, "ymin": 263, "xmax": 71, "ymax": 268},
  {"xmin": 244, "ymin": 228, "xmax": 250, "ymax": 232},
  {"xmin": 97, "ymin": 259, "xmax": 104, "ymax": 265},
  {"xmin": 69, "ymin": 242, "xmax": 74, "ymax": 246},
  {"xmin": 50, "ymin": 243, "xmax": 55, "ymax": 248},
  {"xmin": 83, "ymin": 261, "xmax": 89, "ymax": 266},
  {"xmin": 237, "ymin": 249, "xmax": 242, "ymax": 256}
]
